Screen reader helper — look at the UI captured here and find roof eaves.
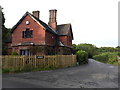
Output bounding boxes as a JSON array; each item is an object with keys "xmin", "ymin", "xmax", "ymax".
[
  {"xmin": 11, "ymin": 12, "xmax": 30, "ymax": 33},
  {"xmin": 31, "ymin": 14, "xmax": 57, "ymax": 35},
  {"xmin": 29, "ymin": 13, "xmax": 46, "ymax": 30},
  {"xmin": 47, "ymin": 25, "xmax": 57, "ymax": 35}
]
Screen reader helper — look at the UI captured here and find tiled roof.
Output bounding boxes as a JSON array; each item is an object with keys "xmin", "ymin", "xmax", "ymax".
[
  {"xmin": 57, "ymin": 24, "xmax": 71, "ymax": 35},
  {"xmin": 57, "ymin": 24, "xmax": 73, "ymax": 40},
  {"xmin": 30, "ymin": 13, "xmax": 57, "ymax": 35}
]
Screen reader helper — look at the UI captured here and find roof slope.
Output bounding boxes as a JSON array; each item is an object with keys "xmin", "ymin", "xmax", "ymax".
[
  {"xmin": 31, "ymin": 14, "xmax": 57, "ymax": 35},
  {"xmin": 57, "ymin": 24, "xmax": 73, "ymax": 40},
  {"xmin": 11, "ymin": 12, "xmax": 57, "ymax": 35}
]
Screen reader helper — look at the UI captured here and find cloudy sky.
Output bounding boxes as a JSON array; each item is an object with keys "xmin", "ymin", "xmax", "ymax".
[{"xmin": 1, "ymin": 0, "xmax": 119, "ymax": 47}]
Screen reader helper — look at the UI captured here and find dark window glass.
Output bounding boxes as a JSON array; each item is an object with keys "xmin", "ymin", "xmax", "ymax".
[
  {"xmin": 22, "ymin": 31, "xmax": 25, "ymax": 38},
  {"xmin": 23, "ymin": 28, "xmax": 33, "ymax": 38}
]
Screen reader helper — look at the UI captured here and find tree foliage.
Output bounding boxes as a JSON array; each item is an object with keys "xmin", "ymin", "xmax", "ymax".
[
  {"xmin": 2, "ymin": 9, "xmax": 11, "ymax": 55},
  {"xmin": 2, "ymin": 10, "xmax": 8, "ymax": 55},
  {"xmin": 72, "ymin": 44, "xmax": 77, "ymax": 54},
  {"xmin": 72, "ymin": 43, "xmax": 97, "ymax": 58},
  {"xmin": 72, "ymin": 43, "xmax": 119, "ymax": 59},
  {"xmin": 97, "ymin": 47, "xmax": 118, "ymax": 54}
]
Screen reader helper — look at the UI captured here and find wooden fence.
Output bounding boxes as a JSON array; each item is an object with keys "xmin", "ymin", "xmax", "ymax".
[{"xmin": 2, "ymin": 55, "xmax": 76, "ymax": 70}]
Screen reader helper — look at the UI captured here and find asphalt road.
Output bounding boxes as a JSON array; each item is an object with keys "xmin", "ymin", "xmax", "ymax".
[{"xmin": 2, "ymin": 59, "xmax": 119, "ymax": 88}]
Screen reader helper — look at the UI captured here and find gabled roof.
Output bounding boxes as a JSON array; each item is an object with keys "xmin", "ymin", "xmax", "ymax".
[
  {"xmin": 57, "ymin": 24, "xmax": 74, "ymax": 40},
  {"xmin": 11, "ymin": 12, "xmax": 57, "ymax": 35},
  {"xmin": 10, "ymin": 11, "xmax": 74, "ymax": 47}
]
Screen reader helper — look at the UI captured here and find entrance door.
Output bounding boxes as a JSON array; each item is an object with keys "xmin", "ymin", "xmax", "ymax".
[{"xmin": 20, "ymin": 50, "xmax": 30, "ymax": 56}]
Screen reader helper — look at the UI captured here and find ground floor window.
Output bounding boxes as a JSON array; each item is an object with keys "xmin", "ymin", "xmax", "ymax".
[{"xmin": 20, "ymin": 49, "xmax": 30, "ymax": 56}]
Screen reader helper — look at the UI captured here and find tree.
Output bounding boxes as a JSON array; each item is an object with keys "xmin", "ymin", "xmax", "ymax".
[
  {"xmin": 2, "ymin": 8, "xmax": 9, "ymax": 55},
  {"xmin": 76, "ymin": 43, "xmax": 97, "ymax": 58},
  {"xmin": 72, "ymin": 44, "xmax": 78, "ymax": 54},
  {"xmin": 97, "ymin": 47, "xmax": 118, "ymax": 53}
]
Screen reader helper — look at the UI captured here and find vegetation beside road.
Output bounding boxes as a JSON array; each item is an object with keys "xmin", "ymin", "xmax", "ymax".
[
  {"xmin": 76, "ymin": 50, "xmax": 88, "ymax": 64},
  {"xmin": 93, "ymin": 52, "xmax": 118, "ymax": 65},
  {"xmin": 72, "ymin": 43, "xmax": 120, "ymax": 65},
  {"xmin": 2, "ymin": 66, "xmax": 56, "ymax": 73}
]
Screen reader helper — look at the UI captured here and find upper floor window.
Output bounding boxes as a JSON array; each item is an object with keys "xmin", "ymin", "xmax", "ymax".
[{"xmin": 23, "ymin": 28, "xmax": 33, "ymax": 38}]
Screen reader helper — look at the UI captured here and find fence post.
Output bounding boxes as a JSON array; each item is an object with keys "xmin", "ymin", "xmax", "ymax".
[
  {"xmin": 23, "ymin": 56, "xmax": 25, "ymax": 67},
  {"xmin": 35, "ymin": 55, "xmax": 36, "ymax": 68}
]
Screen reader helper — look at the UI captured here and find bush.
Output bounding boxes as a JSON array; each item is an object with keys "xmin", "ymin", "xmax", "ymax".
[
  {"xmin": 93, "ymin": 52, "xmax": 118, "ymax": 65},
  {"xmin": 2, "ymin": 69, "xmax": 10, "ymax": 73},
  {"xmin": 12, "ymin": 52, "xmax": 18, "ymax": 55},
  {"xmin": 118, "ymin": 52, "xmax": 120, "ymax": 57},
  {"xmin": 76, "ymin": 50, "xmax": 88, "ymax": 65},
  {"xmin": 76, "ymin": 44, "xmax": 97, "ymax": 58}
]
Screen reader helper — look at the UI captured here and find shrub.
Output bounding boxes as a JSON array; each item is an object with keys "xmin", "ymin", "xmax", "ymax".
[
  {"xmin": 2, "ymin": 69, "xmax": 10, "ymax": 73},
  {"xmin": 93, "ymin": 52, "xmax": 118, "ymax": 65},
  {"xmin": 12, "ymin": 52, "xmax": 18, "ymax": 55},
  {"xmin": 118, "ymin": 52, "xmax": 120, "ymax": 57},
  {"xmin": 76, "ymin": 50, "xmax": 88, "ymax": 64},
  {"xmin": 76, "ymin": 44, "xmax": 97, "ymax": 58}
]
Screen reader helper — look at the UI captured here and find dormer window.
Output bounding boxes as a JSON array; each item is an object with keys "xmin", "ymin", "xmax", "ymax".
[
  {"xmin": 26, "ymin": 21, "xmax": 30, "ymax": 25},
  {"xmin": 23, "ymin": 28, "xmax": 33, "ymax": 38}
]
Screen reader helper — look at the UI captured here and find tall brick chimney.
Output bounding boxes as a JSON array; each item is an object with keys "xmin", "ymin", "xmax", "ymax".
[
  {"xmin": 48, "ymin": 9, "xmax": 57, "ymax": 31},
  {"xmin": 32, "ymin": 11, "xmax": 40, "ymax": 19}
]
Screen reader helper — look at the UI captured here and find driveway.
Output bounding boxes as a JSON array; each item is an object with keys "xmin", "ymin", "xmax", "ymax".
[{"xmin": 2, "ymin": 59, "xmax": 119, "ymax": 88}]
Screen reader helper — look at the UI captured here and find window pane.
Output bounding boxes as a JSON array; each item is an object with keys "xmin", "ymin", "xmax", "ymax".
[{"xmin": 22, "ymin": 29, "xmax": 33, "ymax": 38}]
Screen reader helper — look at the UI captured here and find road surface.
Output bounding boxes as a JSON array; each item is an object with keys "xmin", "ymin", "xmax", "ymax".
[{"xmin": 2, "ymin": 59, "xmax": 119, "ymax": 88}]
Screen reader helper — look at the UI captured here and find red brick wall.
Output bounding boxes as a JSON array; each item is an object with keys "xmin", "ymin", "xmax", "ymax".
[
  {"xmin": 67, "ymin": 36, "xmax": 72, "ymax": 48},
  {"xmin": 59, "ymin": 36, "xmax": 67, "ymax": 46},
  {"xmin": 48, "ymin": 22, "xmax": 57, "ymax": 31},
  {"xmin": 45, "ymin": 31, "xmax": 56, "ymax": 46},
  {"xmin": 67, "ymin": 31, "xmax": 72, "ymax": 48},
  {"xmin": 12, "ymin": 15, "xmax": 45, "ymax": 47},
  {"xmin": 59, "ymin": 30, "xmax": 72, "ymax": 48},
  {"xmin": 12, "ymin": 45, "xmax": 32, "ymax": 54}
]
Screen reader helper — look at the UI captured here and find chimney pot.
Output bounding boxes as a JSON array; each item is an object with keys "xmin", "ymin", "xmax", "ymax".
[{"xmin": 32, "ymin": 11, "xmax": 40, "ymax": 19}]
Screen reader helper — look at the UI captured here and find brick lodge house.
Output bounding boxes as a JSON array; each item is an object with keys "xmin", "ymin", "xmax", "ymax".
[{"xmin": 7, "ymin": 9, "xmax": 74, "ymax": 55}]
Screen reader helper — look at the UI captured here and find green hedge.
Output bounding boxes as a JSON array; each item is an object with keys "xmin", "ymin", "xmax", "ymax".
[
  {"xmin": 76, "ymin": 50, "xmax": 88, "ymax": 64},
  {"xmin": 93, "ymin": 52, "xmax": 118, "ymax": 65}
]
